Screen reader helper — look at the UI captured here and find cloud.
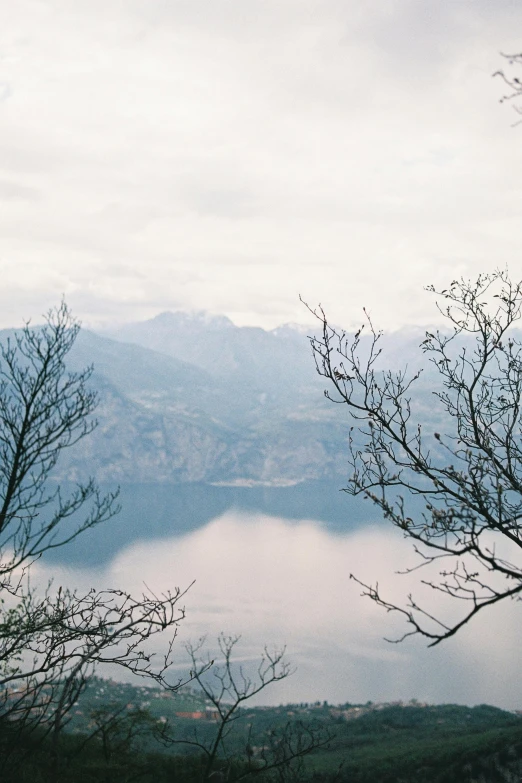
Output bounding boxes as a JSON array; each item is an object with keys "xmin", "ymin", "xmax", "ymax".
[
  {"xmin": 0, "ymin": 82, "xmax": 12, "ymax": 102},
  {"xmin": 1, "ymin": 1, "xmax": 522, "ymax": 330},
  {"xmin": 0, "ymin": 178, "xmax": 40, "ymax": 201}
]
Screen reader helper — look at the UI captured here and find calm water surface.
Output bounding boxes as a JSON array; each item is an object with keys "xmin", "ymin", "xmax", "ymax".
[{"xmin": 40, "ymin": 482, "xmax": 521, "ymax": 710}]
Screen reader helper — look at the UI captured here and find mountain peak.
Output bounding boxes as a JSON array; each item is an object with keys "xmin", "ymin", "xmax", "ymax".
[
  {"xmin": 150, "ymin": 310, "xmax": 235, "ymax": 329},
  {"xmin": 271, "ymin": 322, "xmax": 315, "ymax": 337}
]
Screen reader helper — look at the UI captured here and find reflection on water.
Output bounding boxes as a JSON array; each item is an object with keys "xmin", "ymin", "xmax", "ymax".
[
  {"xmin": 41, "ymin": 507, "xmax": 522, "ymax": 711},
  {"xmin": 44, "ymin": 480, "xmax": 388, "ymax": 567}
]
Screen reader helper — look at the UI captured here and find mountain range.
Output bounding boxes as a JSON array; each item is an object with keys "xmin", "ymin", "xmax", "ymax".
[{"xmin": 1, "ymin": 311, "xmax": 449, "ymax": 486}]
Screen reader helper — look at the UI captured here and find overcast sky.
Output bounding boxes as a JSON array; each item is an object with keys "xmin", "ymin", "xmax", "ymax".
[{"xmin": 1, "ymin": 0, "xmax": 522, "ymax": 331}]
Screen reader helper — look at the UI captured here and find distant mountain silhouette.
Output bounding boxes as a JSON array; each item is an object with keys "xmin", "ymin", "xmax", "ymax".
[{"xmin": 0, "ymin": 313, "xmax": 465, "ymax": 486}]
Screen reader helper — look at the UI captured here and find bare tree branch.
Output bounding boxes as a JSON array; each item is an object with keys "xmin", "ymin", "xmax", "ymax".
[
  {"xmin": 158, "ymin": 634, "xmax": 330, "ymax": 782},
  {"xmin": 0, "ymin": 303, "xmax": 192, "ymax": 776},
  {"xmin": 305, "ymin": 269, "xmax": 522, "ymax": 645},
  {"xmin": 494, "ymin": 52, "xmax": 522, "ymax": 125}
]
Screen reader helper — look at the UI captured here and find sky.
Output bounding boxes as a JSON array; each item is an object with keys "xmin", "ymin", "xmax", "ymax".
[{"xmin": 2, "ymin": 0, "xmax": 522, "ymax": 331}]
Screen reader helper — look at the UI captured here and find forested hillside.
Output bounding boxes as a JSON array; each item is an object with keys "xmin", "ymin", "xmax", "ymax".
[{"xmin": 5, "ymin": 677, "xmax": 522, "ymax": 783}]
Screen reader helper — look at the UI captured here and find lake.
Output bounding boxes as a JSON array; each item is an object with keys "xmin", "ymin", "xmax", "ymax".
[{"xmin": 40, "ymin": 481, "xmax": 521, "ymax": 711}]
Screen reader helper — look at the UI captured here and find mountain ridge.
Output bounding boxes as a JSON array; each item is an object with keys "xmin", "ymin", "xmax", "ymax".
[{"xmin": 0, "ymin": 313, "xmax": 487, "ymax": 486}]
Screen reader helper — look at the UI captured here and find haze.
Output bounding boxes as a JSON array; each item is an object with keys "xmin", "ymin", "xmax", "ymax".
[
  {"xmin": 2, "ymin": 1, "xmax": 522, "ymax": 330},
  {"xmin": 2, "ymin": 1, "xmax": 521, "ymax": 713}
]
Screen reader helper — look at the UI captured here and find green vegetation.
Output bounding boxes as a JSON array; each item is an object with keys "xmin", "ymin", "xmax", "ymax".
[
  {"xmin": 311, "ymin": 703, "xmax": 522, "ymax": 782},
  {"xmin": 3, "ymin": 679, "xmax": 522, "ymax": 782}
]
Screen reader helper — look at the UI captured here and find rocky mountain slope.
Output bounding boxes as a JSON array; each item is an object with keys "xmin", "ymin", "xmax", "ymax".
[
  {"xmin": 0, "ymin": 312, "xmax": 452, "ymax": 486},
  {"xmin": 57, "ymin": 315, "xmax": 350, "ymax": 484}
]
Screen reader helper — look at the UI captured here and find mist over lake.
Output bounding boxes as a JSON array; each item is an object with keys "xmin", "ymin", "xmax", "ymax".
[{"xmin": 41, "ymin": 481, "xmax": 521, "ymax": 711}]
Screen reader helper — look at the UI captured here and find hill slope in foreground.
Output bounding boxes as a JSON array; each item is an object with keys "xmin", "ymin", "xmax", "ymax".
[{"xmin": 48, "ymin": 678, "xmax": 522, "ymax": 782}]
